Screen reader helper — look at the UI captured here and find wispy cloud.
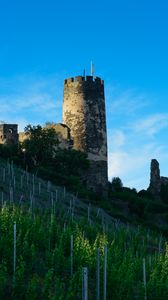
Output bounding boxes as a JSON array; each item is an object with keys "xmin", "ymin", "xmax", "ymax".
[
  {"xmin": 106, "ymin": 83, "xmax": 168, "ymax": 190},
  {"xmin": 132, "ymin": 113, "xmax": 168, "ymax": 136},
  {"xmin": 106, "ymin": 86, "xmax": 149, "ymax": 118},
  {"xmin": 0, "ymin": 73, "xmax": 63, "ymax": 131},
  {"xmin": 107, "ymin": 129, "xmax": 126, "ymax": 150}
]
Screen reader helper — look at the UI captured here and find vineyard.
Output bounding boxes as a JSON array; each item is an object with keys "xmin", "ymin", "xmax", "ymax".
[{"xmin": 0, "ymin": 160, "xmax": 168, "ymax": 299}]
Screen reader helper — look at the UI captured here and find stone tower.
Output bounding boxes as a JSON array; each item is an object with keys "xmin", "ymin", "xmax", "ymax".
[
  {"xmin": 62, "ymin": 75, "xmax": 108, "ymax": 195},
  {"xmin": 148, "ymin": 159, "xmax": 161, "ymax": 195},
  {"xmin": 148, "ymin": 159, "xmax": 168, "ymax": 197},
  {"xmin": 0, "ymin": 124, "xmax": 18, "ymax": 145}
]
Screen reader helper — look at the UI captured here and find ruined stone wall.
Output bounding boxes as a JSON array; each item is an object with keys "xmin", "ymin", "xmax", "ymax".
[
  {"xmin": 19, "ymin": 123, "xmax": 73, "ymax": 150},
  {"xmin": 148, "ymin": 159, "xmax": 168, "ymax": 196},
  {"xmin": 0, "ymin": 124, "xmax": 18, "ymax": 145},
  {"xmin": 62, "ymin": 75, "xmax": 108, "ymax": 195},
  {"xmin": 160, "ymin": 176, "xmax": 168, "ymax": 186},
  {"xmin": 148, "ymin": 159, "xmax": 161, "ymax": 195},
  {"xmin": 45, "ymin": 123, "xmax": 73, "ymax": 150}
]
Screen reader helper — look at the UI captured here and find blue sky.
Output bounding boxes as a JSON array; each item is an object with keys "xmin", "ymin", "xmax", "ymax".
[{"xmin": 0, "ymin": 0, "xmax": 168, "ymax": 190}]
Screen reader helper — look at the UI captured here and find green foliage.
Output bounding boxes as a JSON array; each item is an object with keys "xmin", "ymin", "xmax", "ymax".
[
  {"xmin": 53, "ymin": 149, "xmax": 89, "ymax": 176},
  {"xmin": 138, "ymin": 189, "xmax": 154, "ymax": 199},
  {"xmin": 0, "ymin": 260, "xmax": 8, "ymax": 296},
  {"xmin": 0, "ymin": 144, "xmax": 22, "ymax": 164},
  {"xmin": 0, "ymin": 204, "xmax": 168, "ymax": 299},
  {"xmin": 160, "ymin": 183, "xmax": 168, "ymax": 203},
  {"xmin": 108, "ymin": 182, "xmax": 168, "ymax": 232},
  {"xmin": 0, "ymin": 124, "xmax": 90, "ymax": 196},
  {"xmin": 22, "ymin": 125, "xmax": 89, "ymax": 180},
  {"xmin": 22, "ymin": 124, "xmax": 59, "ymax": 167},
  {"xmin": 1, "ymin": 123, "xmax": 168, "ymax": 237},
  {"xmin": 111, "ymin": 177, "xmax": 123, "ymax": 192}
]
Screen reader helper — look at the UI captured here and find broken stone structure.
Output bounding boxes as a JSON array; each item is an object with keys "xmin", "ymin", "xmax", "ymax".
[
  {"xmin": 148, "ymin": 159, "xmax": 168, "ymax": 196},
  {"xmin": 44, "ymin": 123, "xmax": 73, "ymax": 150},
  {"xmin": 0, "ymin": 124, "xmax": 18, "ymax": 145},
  {"xmin": 63, "ymin": 75, "xmax": 108, "ymax": 195},
  {"xmin": 19, "ymin": 123, "xmax": 73, "ymax": 150},
  {"xmin": 148, "ymin": 159, "xmax": 161, "ymax": 195}
]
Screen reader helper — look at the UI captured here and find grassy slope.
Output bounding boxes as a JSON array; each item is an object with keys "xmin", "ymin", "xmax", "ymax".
[
  {"xmin": 107, "ymin": 188, "xmax": 168, "ymax": 235},
  {"xmin": 0, "ymin": 159, "xmax": 168, "ymax": 299}
]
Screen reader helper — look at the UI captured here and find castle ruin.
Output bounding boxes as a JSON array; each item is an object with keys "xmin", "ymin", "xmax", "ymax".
[
  {"xmin": 63, "ymin": 75, "xmax": 108, "ymax": 195},
  {"xmin": 148, "ymin": 159, "xmax": 168, "ymax": 196},
  {"xmin": 0, "ymin": 124, "xmax": 18, "ymax": 145},
  {"xmin": 0, "ymin": 74, "xmax": 108, "ymax": 196}
]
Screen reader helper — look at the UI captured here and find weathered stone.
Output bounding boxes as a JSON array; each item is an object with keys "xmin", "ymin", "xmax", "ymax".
[
  {"xmin": 62, "ymin": 75, "xmax": 108, "ymax": 196},
  {"xmin": 45, "ymin": 123, "xmax": 73, "ymax": 150},
  {"xmin": 148, "ymin": 159, "xmax": 161, "ymax": 195},
  {"xmin": 148, "ymin": 159, "xmax": 168, "ymax": 196},
  {"xmin": 19, "ymin": 123, "xmax": 73, "ymax": 150},
  {"xmin": 160, "ymin": 176, "xmax": 168, "ymax": 186},
  {"xmin": 0, "ymin": 124, "xmax": 18, "ymax": 145}
]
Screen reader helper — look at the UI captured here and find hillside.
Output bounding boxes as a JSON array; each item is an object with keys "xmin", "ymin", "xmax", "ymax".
[
  {"xmin": 0, "ymin": 159, "xmax": 168, "ymax": 299},
  {"xmin": 0, "ymin": 157, "xmax": 115, "ymax": 225},
  {"xmin": 108, "ymin": 181, "xmax": 168, "ymax": 235},
  {"xmin": 2, "ymin": 124, "xmax": 168, "ymax": 236}
]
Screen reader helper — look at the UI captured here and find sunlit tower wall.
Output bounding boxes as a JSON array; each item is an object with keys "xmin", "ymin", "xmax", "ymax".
[{"xmin": 62, "ymin": 75, "xmax": 108, "ymax": 196}]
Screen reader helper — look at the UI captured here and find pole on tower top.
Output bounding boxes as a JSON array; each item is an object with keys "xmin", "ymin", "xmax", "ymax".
[{"xmin": 91, "ymin": 61, "xmax": 94, "ymax": 76}]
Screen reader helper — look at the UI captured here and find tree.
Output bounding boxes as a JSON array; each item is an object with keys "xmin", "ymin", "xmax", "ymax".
[
  {"xmin": 160, "ymin": 183, "xmax": 168, "ymax": 203},
  {"xmin": 53, "ymin": 149, "xmax": 89, "ymax": 176},
  {"xmin": 22, "ymin": 125, "xmax": 59, "ymax": 167},
  {"xmin": 111, "ymin": 177, "xmax": 123, "ymax": 192},
  {"xmin": 21, "ymin": 124, "xmax": 89, "ymax": 193}
]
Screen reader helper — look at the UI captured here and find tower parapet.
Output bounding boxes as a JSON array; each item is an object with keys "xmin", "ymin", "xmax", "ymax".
[
  {"xmin": 64, "ymin": 76, "xmax": 104, "ymax": 85},
  {"xmin": 63, "ymin": 75, "xmax": 108, "ymax": 196}
]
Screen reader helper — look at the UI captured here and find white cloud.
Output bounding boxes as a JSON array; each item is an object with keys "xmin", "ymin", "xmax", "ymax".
[
  {"xmin": 108, "ymin": 142, "xmax": 168, "ymax": 191},
  {"xmin": 0, "ymin": 73, "xmax": 63, "ymax": 128},
  {"xmin": 108, "ymin": 129, "xmax": 125, "ymax": 150},
  {"xmin": 108, "ymin": 151, "xmax": 128, "ymax": 178},
  {"xmin": 106, "ymin": 86, "xmax": 149, "ymax": 118},
  {"xmin": 132, "ymin": 113, "xmax": 168, "ymax": 136},
  {"xmin": 105, "ymin": 83, "xmax": 168, "ymax": 190}
]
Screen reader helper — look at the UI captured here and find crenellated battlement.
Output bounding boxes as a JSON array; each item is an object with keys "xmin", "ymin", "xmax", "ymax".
[
  {"xmin": 63, "ymin": 72, "xmax": 107, "ymax": 196},
  {"xmin": 64, "ymin": 76, "xmax": 104, "ymax": 85}
]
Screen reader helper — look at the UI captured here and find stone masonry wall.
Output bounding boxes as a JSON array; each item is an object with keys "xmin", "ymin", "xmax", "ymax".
[
  {"xmin": 19, "ymin": 123, "xmax": 73, "ymax": 150},
  {"xmin": 62, "ymin": 75, "xmax": 108, "ymax": 195},
  {"xmin": 148, "ymin": 159, "xmax": 168, "ymax": 196},
  {"xmin": 0, "ymin": 124, "xmax": 18, "ymax": 145}
]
